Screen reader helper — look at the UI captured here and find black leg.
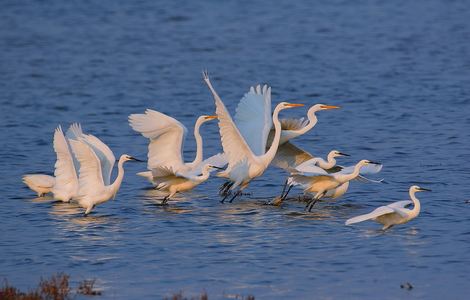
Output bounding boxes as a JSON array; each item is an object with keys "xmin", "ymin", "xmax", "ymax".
[
  {"xmin": 161, "ymin": 196, "xmax": 169, "ymax": 205},
  {"xmin": 282, "ymin": 185, "xmax": 293, "ymax": 201},
  {"xmin": 229, "ymin": 190, "xmax": 241, "ymax": 203}
]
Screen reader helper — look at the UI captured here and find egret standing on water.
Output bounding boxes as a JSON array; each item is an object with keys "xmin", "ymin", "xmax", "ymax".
[
  {"xmin": 346, "ymin": 185, "xmax": 430, "ymax": 230},
  {"xmin": 203, "ymin": 71, "xmax": 304, "ymax": 202}
]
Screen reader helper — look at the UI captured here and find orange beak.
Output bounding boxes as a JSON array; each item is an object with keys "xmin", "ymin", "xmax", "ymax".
[
  {"xmin": 204, "ymin": 115, "xmax": 218, "ymax": 120},
  {"xmin": 285, "ymin": 103, "xmax": 305, "ymax": 107},
  {"xmin": 320, "ymin": 105, "xmax": 340, "ymax": 110}
]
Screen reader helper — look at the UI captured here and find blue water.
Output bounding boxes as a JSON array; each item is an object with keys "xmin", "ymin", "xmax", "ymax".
[{"xmin": 1, "ymin": 0, "xmax": 470, "ymax": 299}]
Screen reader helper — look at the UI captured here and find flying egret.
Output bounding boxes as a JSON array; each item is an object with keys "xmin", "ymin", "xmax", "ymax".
[
  {"xmin": 345, "ymin": 185, "xmax": 430, "ymax": 230},
  {"xmin": 202, "ymin": 71, "xmax": 304, "ymax": 202},
  {"xmin": 69, "ymin": 139, "xmax": 142, "ymax": 215},
  {"xmin": 22, "ymin": 174, "xmax": 55, "ymax": 197},
  {"xmin": 129, "ymin": 110, "xmax": 218, "ymax": 184},
  {"xmin": 286, "ymin": 159, "xmax": 381, "ymax": 211},
  {"xmin": 150, "ymin": 153, "xmax": 226, "ymax": 203},
  {"xmin": 268, "ymin": 103, "xmax": 340, "ymax": 146}
]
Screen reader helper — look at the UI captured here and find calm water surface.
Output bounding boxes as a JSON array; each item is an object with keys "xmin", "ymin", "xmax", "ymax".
[{"xmin": 1, "ymin": 0, "xmax": 469, "ymax": 299}]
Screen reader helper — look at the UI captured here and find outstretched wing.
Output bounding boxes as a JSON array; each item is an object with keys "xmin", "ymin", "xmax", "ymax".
[
  {"xmin": 294, "ymin": 159, "xmax": 329, "ymax": 176},
  {"xmin": 53, "ymin": 126, "xmax": 78, "ymax": 189},
  {"xmin": 338, "ymin": 164, "xmax": 383, "ymax": 175},
  {"xmin": 280, "ymin": 118, "xmax": 309, "ymax": 131},
  {"xmin": 129, "ymin": 109, "xmax": 187, "ymax": 170},
  {"xmin": 181, "ymin": 153, "xmax": 227, "ymax": 178},
  {"xmin": 345, "ymin": 206, "xmax": 394, "ymax": 225},
  {"xmin": 67, "ymin": 123, "xmax": 116, "ymax": 186},
  {"xmin": 270, "ymin": 141, "xmax": 314, "ymax": 171},
  {"xmin": 388, "ymin": 200, "xmax": 413, "ymax": 209},
  {"xmin": 203, "ymin": 71, "xmax": 256, "ymax": 167},
  {"xmin": 69, "ymin": 139, "xmax": 104, "ymax": 195},
  {"xmin": 234, "ymin": 85, "xmax": 272, "ymax": 156}
]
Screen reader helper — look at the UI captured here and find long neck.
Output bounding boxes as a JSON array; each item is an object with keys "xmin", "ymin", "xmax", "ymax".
[
  {"xmin": 320, "ymin": 154, "xmax": 336, "ymax": 169},
  {"xmin": 261, "ymin": 107, "xmax": 282, "ymax": 166},
  {"xmin": 336, "ymin": 163, "xmax": 363, "ymax": 183},
  {"xmin": 409, "ymin": 190, "xmax": 421, "ymax": 217},
  {"xmin": 194, "ymin": 167, "xmax": 211, "ymax": 183},
  {"xmin": 109, "ymin": 159, "xmax": 125, "ymax": 199},
  {"xmin": 298, "ymin": 109, "xmax": 318, "ymax": 134},
  {"xmin": 190, "ymin": 120, "xmax": 204, "ymax": 165}
]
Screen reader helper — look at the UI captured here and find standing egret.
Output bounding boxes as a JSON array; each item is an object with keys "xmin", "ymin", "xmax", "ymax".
[
  {"xmin": 202, "ymin": 71, "xmax": 304, "ymax": 202},
  {"xmin": 129, "ymin": 110, "xmax": 218, "ymax": 184},
  {"xmin": 22, "ymin": 174, "xmax": 55, "ymax": 197},
  {"xmin": 286, "ymin": 159, "xmax": 381, "ymax": 211},
  {"xmin": 69, "ymin": 139, "xmax": 142, "ymax": 215},
  {"xmin": 345, "ymin": 185, "xmax": 430, "ymax": 230}
]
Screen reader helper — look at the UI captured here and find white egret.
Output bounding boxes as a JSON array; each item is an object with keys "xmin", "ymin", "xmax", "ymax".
[
  {"xmin": 69, "ymin": 139, "xmax": 142, "ymax": 215},
  {"xmin": 202, "ymin": 71, "xmax": 304, "ymax": 202},
  {"xmin": 150, "ymin": 153, "xmax": 226, "ymax": 203},
  {"xmin": 22, "ymin": 174, "xmax": 55, "ymax": 197},
  {"xmin": 286, "ymin": 159, "xmax": 381, "ymax": 211},
  {"xmin": 268, "ymin": 103, "xmax": 340, "ymax": 145},
  {"xmin": 129, "ymin": 110, "xmax": 218, "ymax": 184},
  {"xmin": 345, "ymin": 185, "xmax": 430, "ymax": 230}
]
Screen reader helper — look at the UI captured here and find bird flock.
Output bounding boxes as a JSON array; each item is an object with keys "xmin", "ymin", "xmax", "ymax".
[{"xmin": 22, "ymin": 71, "xmax": 429, "ymax": 230}]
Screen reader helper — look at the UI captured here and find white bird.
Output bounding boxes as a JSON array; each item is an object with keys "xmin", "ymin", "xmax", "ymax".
[
  {"xmin": 69, "ymin": 139, "xmax": 142, "ymax": 215},
  {"xmin": 345, "ymin": 185, "xmax": 430, "ymax": 230},
  {"xmin": 150, "ymin": 153, "xmax": 227, "ymax": 203},
  {"xmin": 202, "ymin": 71, "xmax": 304, "ymax": 202},
  {"xmin": 22, "ymin": 174, "xmax": 55, "ymax": 197},
  {"xmin": 129, "ymin": 110, "xmax": 218, "ymax": 185},
  {"xmin": 268, "ymin": 103, "xmax": 340, "ymax": 146},
  {"xmin": 287, "ymin": 159, "xmax": 382, "ymax": 211}
]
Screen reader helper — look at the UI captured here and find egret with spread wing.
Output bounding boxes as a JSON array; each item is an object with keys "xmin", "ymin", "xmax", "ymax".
[
  {"xmin": 346, "ymin": 185, "xmax": 430, "ymax": 230},
  {"xmin": 203, "ymin": 71, "xmax": 304, "ymax": 202},
  {"xmin": 22, "ymin": 174, "xmax": 55, "ymax": 197},
  {"xmin": 69, "ymin": 139, "xmax": 141, "ymax": 215},
  {"xmin": 129, "ymin": 110, "xmax": 218, "ymax": 185},
  {"xmin": 286, "ymin": 159, "xmax": 382, "ymax": 211}
]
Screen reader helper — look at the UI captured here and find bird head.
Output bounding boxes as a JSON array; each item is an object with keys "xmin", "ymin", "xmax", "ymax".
[
  {"xmin": 197, "ymin": 115, "xmax": 218, "ymax": 125},
  {"xmin": 120, "ymin": 155, "xmax": 145, "ymax": 163},
  {"xmin": 359, "ymin": 159, "xmax": 381, "ymax": 166},
  {"xmin": 309, "ymin": 104, "xmax": 340, "ymax": 113},
  {"xmin": 330, "ymin": 150, "xmax": 350, "ymax": 158},
  {"xmin": 411, "ymin": 185, "xmax": 432, "ymax": 192},
  {"xmin": 277, "ymin": 102, "xmax": 304, "ymax": 111}
]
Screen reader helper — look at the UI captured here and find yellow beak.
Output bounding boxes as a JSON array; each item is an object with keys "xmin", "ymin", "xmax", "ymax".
[
  {"xmin": 285, "ymin": 103, "xmax": 305, "ymax": 107},
  {"xmin": 320, "ymin": 105, "xmax": 340, "ymax": 110},
  {"xmin": 204, "ymin": 115, "xmax": 218, "ymax": 120}
]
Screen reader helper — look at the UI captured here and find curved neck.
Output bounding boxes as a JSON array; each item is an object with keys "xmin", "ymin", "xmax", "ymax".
[
  {"xmin": 336, "ymin": 163, "xmax": 363, "ymax": 183},
  {"xmin": 190, "ymin": 120, "xmax": 204, "ymax": 166},
  {"xmin": 319, "ymin": 154, "xmax": 336, "ymax": 169},
  {"xmin": 261, "ymin": 107, "xmax": 283, "ymax": 165},
  {"xmin": 194, "ymin": 167, "xmax": 211, "ymax": 183},
  {"xmin": 409, "ymin": 189, "xmax": 421, "ymax": 217},
  {"xmin": 299, "ymin": 109, "xmax": 319, "ymax": 134},
  {"xmin": 109, "ymin": 159, "xmax": 125, "ymax": 199}
]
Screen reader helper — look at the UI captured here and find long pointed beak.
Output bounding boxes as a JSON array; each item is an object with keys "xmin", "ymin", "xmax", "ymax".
[
  {"xmin": 209, "ymin": 165, "xmax": 225, "ymax": 170},
  {"xmin": 320, "ymin": 105, "xmax": 340, "ymax": 110},
  {"xmin": 285, "ymin": 103, "xmax": 304, "ymax": 107},
  {"xmin": 130, "ymin": 157, "xmax": 145, "ymax": 162},
  {"xmin": 204, "ymin": 115, "xmax": 218, "ymax": 120},
  {"xmin": 418, "ymin": 187, "xmax": 432, "ymax": 192},
  {"xmin": 338, "ymin": 152, "xmax": 350, "ymax": 157},
  {"xmin": 368, "ymin": 160, "xmax": 381, "ymax": 165}
]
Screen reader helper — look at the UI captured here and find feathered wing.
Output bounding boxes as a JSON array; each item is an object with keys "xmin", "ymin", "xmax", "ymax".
[
  {"xmin": 234, "ymin": 85, "xmax": 272, "ymax": 156},
  {"xmin": 270, "ymin": 141, "xmax": 313, "ymax": 171},
  {"xmin": 22, "ymin": 174, "xmax": 55, "ymax": 189},
  {"xmin": 280, "ymin": 118, "xmax": 309, "ymax": 131},
  {"xmin": 203, "ymin": 72, "xmax": 256, "ymax": 167},
  {"xmin": 67, "ymin": 123, "xmax": 116, "ymax": 185},
  {"xmin": 129, "ymin": 109, "xmax": 187, "ymax": 170},
  {"xmin": 345, "ymin": 206, "xmax": 395, "ymax": 225},
  {"xmin": 294, "ymin": 159, "xmax": 329, "ymax": 176},
  {"xmin": 339, "ymin": 164, "xmax": 383, "ymax": 175},
  {"xmin": 69, "ymin": 139, "xmax": 104, "ymax": 196},
  {"xmin": 53, "ymin": 126, "xmax": 78, "ymax": 189},
  {"xmin": 388, "ymin": 200, "xmax": 413, "ymax": 209}
]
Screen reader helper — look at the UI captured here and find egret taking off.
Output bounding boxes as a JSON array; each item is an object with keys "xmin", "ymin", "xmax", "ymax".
[
  {"xmin": 345, "ymin": 185, "xmax": 430, "ymax": 230},
  {"xmin": 69, "ymin": 139, "xmax": 142, "ymax": 215},
  {"xmin": 202, "ymin": 71, "xmax": 304, "ymax": 202},
  {"xmin": 129, "ymin": 110, "xmax": 218, "ymax": 185},
  {"xmin": 286, "ymin": 159, "xmax": 381, "ymax": 211},
  {"xmin": 22, "ymin": 174, "xmax": 55, "ymax": 197}
]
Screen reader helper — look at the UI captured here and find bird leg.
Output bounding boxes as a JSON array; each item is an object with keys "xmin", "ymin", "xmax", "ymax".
[
  {"xmin": 220, "ymin": 190, "xmax": 232, "ymax": 203},
  {"xmin": 305, "ymin": 191, "xmax": 326, "ymax": 212},
  {"xmin": 219, "ymin": 182, "xmax": 234, "ymax": 196},
  {"xmin": 229, "ymin": 190, "xmax": 242, "ymax": 203},
  {"xmin": 281, "ymin": 184, "xmax": 293, "ymax": 201},
  {"xmin": 161, "ymin": 195, "xmax": 170, "ymax": 205}
]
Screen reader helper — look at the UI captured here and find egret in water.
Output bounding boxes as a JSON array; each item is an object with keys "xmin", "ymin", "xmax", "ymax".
[
  {"xmin": 129, "ymin": 110, "xmax": 221, "ymax": 184},
  {"xmin": 22, "ymin": 174, "xmax": 55, "ymax": 197},
  {"xmin": 69, "ymin": 139, "xmax": 141, "ymax": 215},
  {"xmin": 202, "ymin": 71, "xmax": 304, "ymax": 202},
  {"xmin": 285, "ymin": 159, "xmax": 381, "ymax": 211},
  {"xmin": 345, "ymin": 185, "xmax": 430, "ymax": 230}
]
